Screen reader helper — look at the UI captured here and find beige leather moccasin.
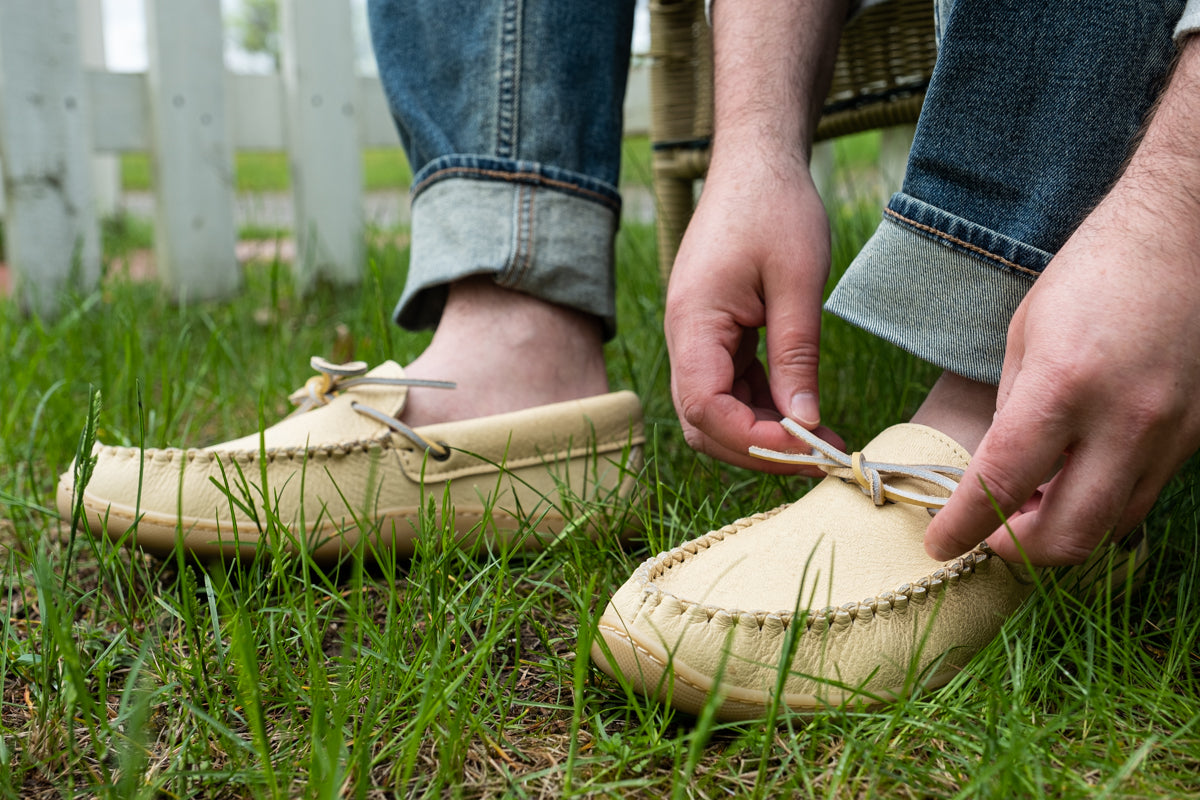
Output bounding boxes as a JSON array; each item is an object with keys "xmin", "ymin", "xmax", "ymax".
[
  {"xmin": 592, "ymin": 422, "xmax": 1034, "ymax": 720},
  {"xmin": 58, "ymin": 357, "xmax": 644, "ymax": 561}
]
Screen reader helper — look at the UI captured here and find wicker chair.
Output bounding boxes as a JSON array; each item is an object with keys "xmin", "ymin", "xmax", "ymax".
[{"xmin": 649, "ymin": 0, "xmax": 937, "ymax": 278}]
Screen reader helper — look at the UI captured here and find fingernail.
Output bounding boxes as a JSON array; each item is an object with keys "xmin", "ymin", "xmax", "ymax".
[
  {"xmin": 925, "ymin": 542, "xmax": 951, "ymax": 561},
  {"xmin": 790, "ymin": 392, "xmax": 820, "ymax": 427}
]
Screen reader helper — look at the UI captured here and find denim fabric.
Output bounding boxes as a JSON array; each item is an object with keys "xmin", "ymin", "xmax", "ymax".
[
  {"xmin": 827, "ymin": 0, "xmax": 1185, "ymax": 384},
  {"xmin": 368, "ymin": 0, "xmax": 636, "ymax": 336}
]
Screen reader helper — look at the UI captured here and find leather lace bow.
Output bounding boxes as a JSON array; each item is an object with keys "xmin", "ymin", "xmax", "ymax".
[
  {"xmin": 289, "ymin": 356, "xmax": 454, "ymax": 412},
  {"xmin": 749, "ymin": 419, "xmax": 964, "ymax": 510},
  {"xmin": 288, "ymin": 356, "xmax": 456, "ymax": 458}
]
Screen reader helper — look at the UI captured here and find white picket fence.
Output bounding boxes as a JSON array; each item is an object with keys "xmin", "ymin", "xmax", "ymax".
[{"xmin": 0, "ymin": 0, "xmax": 653, "ymax": 316}]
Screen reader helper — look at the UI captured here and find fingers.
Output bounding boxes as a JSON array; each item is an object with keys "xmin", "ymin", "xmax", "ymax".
[
  {"xmin": 763, "ymin": 235, "xmax": 828, "ymax": 429},
  {"xmin": 765, "ymin": 289, "xmax": 824, "ymax": 428},
  {"xmin": 984, "ymin": 448, "xmax": 1174, "ymax": 565},
  {"xmin": 730, "ymin": 329, "xmax": 766, "ymax": 406},
  {"xmin": 666, "ymin": 298, "xmax": 821, "ymax": 473},
  {"xmin": 669, "ymin": 318, "xmax": 835, "ymax": 474},
  {"xmin": 924, "ymin": 385, "xmax": 1072, "ymax": 561},
  {"xmin": 663, "ymin": 171, "xmax": 832, "ymax": 473},
  {"xmin": 666, "ymin": 316, "xmax": 829, "ymax": 474},
  {"xmin": 929, "ymin": 372, "xmax": 1176, "ymax": 565},
  {"xmin": 983, "ymin": 449, "xmax": 1127, "ymax": 565},
  {"xmin": 679, "ymin": 393, "xmax": 841, "ymax": 475}
]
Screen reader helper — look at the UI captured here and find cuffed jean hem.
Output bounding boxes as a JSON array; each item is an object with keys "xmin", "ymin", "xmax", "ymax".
[
  {"xmin": 825, "ymin": 194, "xmax": 1048, "ymax": 385},
  {"xmin": 395, "ymin": 159, "xmax": 620, "ymax": 337}
]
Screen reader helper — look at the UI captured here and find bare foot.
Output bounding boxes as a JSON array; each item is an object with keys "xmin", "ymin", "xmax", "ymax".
[
  {"xmin": 401, "ymin": 277, "xmax": 609, "ymax": 427},
  {"xmin": 909, "ymin": 371, "xmax": 997, "ymax": 454}
]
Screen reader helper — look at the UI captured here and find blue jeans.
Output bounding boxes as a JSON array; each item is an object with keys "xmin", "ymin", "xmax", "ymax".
[
  {"xmin": 826, "ymin": 0, "xmax": 1186, "ymax": 384},
  {"xmin": 372, "ymin": 0, "xmax": 1183, "ymax": 379},
  {"xmin": 368, "ymin": 0, "xmax": 636, "ymax": 337}
]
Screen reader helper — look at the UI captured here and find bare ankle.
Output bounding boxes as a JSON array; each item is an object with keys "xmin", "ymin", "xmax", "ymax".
[
  {"xmin": 438, "ymin": 276, "xmax": 604, "ymax": 344},
  {"xmin": 400, "ymin": 277, "xmax": 609, "ymax": 426},
  {"xmin": 910, "ymin": 371, "xmax": 998, "ymax": 454}
]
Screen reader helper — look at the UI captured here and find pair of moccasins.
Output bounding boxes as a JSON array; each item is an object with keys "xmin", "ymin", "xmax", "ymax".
[{"xmin": 58, "ymin": 358, "xmax": 1036, "ymax": 720}]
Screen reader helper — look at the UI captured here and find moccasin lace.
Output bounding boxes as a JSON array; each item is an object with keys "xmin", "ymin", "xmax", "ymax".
[
  {"xmin": 288, "ymin": 356, "xmax": 457, "ymax": 459},
  {"xmin": 750, "ymin": 419, "xmax": 964, "ymax": 509}
]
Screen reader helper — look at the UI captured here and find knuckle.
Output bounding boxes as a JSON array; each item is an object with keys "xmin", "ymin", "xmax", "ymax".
[
  {"xmin": 1123, "ymin": 387, "xmax": 1184, "ymax": 436},
  {"xmin": 663, "ymin": 289, "xmax": 686, "ymax": 321},
  {"xmin": 678, "ymin": 395, "xmax": 707, "ymax": 432},
  {"xmin": 967, "ymin": 458, "xmax": 1028, "ymax": 514},
  {"xmin": 1010, "ymin": 359, "xmax": 1089, "ymax": 415},
  {"xmin": 778, "ymin": 341, "xmax": 820, "ymax": 373},
  {"xmin": 1048, "ymin": 499, "xmax": 1124, "ymax": 565},
  {"xmin": 1049, "ymin": 360, "xmax": 1091, "ymax": 396}
]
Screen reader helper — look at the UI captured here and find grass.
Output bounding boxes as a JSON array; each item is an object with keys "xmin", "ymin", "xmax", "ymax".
[
  {"xmin": 1, "ymin": 137, "xmax": 1198, "ymax": 798},
  {"xmin": 121, "ymin": 149, "xmax": 416, "ymax": 194},
  {"xmin": 118, "ymin": 137, "xmax": 655, "ymax": 195}
]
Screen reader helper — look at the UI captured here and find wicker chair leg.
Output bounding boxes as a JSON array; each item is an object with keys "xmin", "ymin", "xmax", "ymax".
[
  {"xmin": 649, "ymin": 0, "xmax": 712, "ymax": 281},
  {"xmin": 653, "ymin": 172, "xmax": 692, "ymax": 283}
]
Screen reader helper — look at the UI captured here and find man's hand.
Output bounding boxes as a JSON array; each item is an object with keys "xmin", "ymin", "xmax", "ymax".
[
  {"xmin": 925, "ymin": 37, "xmax": 1200, "ymax": 565},
  {"xmin": 665, "ymin": 160, "xmax": 840, "ymax": 473},
  {"xmin": 663, "ymin": 0, "xmax": 848, "ymax": 472}
]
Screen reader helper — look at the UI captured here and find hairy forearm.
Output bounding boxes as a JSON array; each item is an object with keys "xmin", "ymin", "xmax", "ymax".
[
  {"xmin": 708, "ymin": 0, "xmax": 849, "ymax": 167},
  {"xmin": 1111, "ymin": 35, "xmax": 1200, "ymax": 236}
]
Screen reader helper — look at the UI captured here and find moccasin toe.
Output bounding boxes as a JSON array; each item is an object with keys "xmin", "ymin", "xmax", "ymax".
[{"xmin": 593, "ymin": 423, "xmax": 1033, "ymax": 719}]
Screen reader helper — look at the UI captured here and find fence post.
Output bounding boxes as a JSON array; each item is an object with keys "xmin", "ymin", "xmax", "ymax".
[
  {"xmin": 279, "ymin": 0, "xmax": 364, "ymax": 287},
  {"xmin": 0, "ymin": 0, "xmax": 101, "ymax": 316},
  {"xmin": 144, "ymin": 0, "xmax": 240, "ymax": 300},
  {"xmin": 78, "ymin": 0, "xmax": 120, "ymax": 218}
]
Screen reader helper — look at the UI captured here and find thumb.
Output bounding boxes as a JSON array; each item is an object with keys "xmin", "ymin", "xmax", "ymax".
[{"xmin": 766, "ymin": 302, "xmax": 823, "ymax": 429}]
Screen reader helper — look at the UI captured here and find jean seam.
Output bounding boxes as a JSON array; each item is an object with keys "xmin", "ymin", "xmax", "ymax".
[
  {"xmin": 497, "ymin": 182, "xmax": 531, "ymax": 287},
  {"xmin": 883, "ymin": 207, "xmax": 1041, "ymax": 278},
  {"xmin": 497, "ymin": 0, "xmax": 521, "ymax": 159},
  {"xmin": 412, "ymin": 165, "xmax": 620, "ymax": 211},
  {"xmin": 519, "ymin": 184, "xmax": 537, "ymax": 285}
]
